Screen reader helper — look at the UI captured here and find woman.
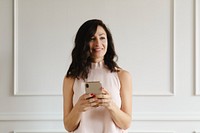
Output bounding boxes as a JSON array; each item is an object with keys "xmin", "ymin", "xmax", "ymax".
[{"xmin": 63, "ymin": 19, "xmax": 132, "ymax": 133}]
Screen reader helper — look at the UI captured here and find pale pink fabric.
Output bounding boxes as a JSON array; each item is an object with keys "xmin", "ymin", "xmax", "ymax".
[{"xmin": 71, "ymin": 62, "xmax": 126, "ymax": 133}]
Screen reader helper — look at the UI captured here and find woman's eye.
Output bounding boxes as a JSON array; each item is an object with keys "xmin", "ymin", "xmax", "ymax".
[{"xmin": 100, "ymin": 37, "xmax": 106, "ymax": 40}]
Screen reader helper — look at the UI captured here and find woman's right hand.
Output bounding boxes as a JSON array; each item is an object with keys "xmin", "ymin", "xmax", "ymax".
[{"xmin": 74, "ymin": 93, "xmax": 98, "ymax": 112}]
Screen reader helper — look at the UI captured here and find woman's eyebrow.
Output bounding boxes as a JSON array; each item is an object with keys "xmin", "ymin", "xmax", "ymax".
[{"xmin": 99, "ymin": 33, "xmax": 106, "ymax": 36}]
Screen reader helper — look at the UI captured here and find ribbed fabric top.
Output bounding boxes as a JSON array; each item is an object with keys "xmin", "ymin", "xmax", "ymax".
[{"xmin": 71, "ymin": 61, "xmax": 126, "ymax": 133}]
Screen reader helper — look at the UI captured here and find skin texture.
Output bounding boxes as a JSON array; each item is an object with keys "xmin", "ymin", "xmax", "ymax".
[{"xmin": 63, "ymin": 26, "xmax": 132, "ymax": 132}]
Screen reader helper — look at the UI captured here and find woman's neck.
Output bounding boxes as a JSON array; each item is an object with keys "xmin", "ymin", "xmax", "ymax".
[{"xmin": 92, "ymin": 57, "xmax": 104, "ymax": 63}]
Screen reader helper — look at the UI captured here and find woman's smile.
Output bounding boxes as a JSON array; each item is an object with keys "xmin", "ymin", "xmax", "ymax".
[
  {"xmin": 93, "ymin": 47, "xmax": 103, "ymax": 52},
  {"xmin": 89, "ymin": 26, "xmax": 108, "ymax": 62}
]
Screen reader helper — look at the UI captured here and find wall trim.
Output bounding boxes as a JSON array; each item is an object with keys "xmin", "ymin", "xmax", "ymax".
[
  {"xmin": 128, "ymin": 130, "xmax": 175, "ymax": 133},
  {"xmin": 14, "ymin": 0, "xmax": 19, "ymax": 95},
  {"xmin": 1, "ymin": 112, "xmax": 200, "ymax": 121},
  {"xmin": 13, "ymin": 0, "xmax": 62, "ymax": 96},
  {"xmin": 132, "ymin": 0, "xmax": 175, "ymax": 96},
  {"xmin": 14, "ymin": 130, "xmax": 174, "ymax": 133},
  {"xmin": 14, "ymin": 131, "xmax": 66, "ymax": 133},
  {"xmin": 195, "ymin": 0, "xmax": 200, "ymax": 95},
  {"xmin": 0, "ymin": 113, "xmax": 62, "ymax": 121},
  {"xmin": 134, "ymin": 112, "xmax": 200, "ymax": 121},
  {"xmin": 14, "ymin": 0, "xmax": 175, "ymax": 96}
]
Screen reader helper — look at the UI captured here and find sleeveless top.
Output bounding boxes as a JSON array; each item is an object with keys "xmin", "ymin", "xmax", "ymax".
[{"xmin": 71, "ymin": 61, "xmax": 126, "ymax": 133}]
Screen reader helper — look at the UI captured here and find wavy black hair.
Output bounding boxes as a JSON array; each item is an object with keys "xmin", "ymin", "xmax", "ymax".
[{"xmin": 66, "ymin": 19, "xmax": 119, "ymax": 80}]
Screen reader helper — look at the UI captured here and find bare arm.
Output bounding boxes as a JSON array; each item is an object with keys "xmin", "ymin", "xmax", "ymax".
[
  {"xmin": 63, "ymin": 77, "xmax": 98, "ymax": 132},
  {"xmin": 109, "ymin": 70, "xmax": 132, "ymax": 129},
  {"xmin": 97, "ymin": 70, "xmax": 132, "ymax": 129},
  {"xmin": 63, "ymin": 77, "xmax": 81, "ymax": 131}
]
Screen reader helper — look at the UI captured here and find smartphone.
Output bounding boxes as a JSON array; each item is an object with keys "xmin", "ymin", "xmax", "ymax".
[{"xmin": 85, "ymin": 81, "xmax": 102, "ymax": 94}]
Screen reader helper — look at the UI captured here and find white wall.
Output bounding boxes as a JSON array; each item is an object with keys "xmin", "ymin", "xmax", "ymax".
[{"xmin": 0, "ymin": 0, "xmax": 200, "ymax": 132}]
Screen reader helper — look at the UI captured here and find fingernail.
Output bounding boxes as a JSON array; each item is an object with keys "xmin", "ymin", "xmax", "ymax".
[{"xmin": 91, "ymin": 93, "xmax": 95, "ymax": 97}]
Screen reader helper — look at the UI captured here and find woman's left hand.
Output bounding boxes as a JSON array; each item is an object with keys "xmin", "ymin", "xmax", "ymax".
[{"xmin": 96, "ymin": 88, "xmax": 113, "ymax": 110}]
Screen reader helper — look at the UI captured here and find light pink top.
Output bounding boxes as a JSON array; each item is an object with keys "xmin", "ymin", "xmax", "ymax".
[{"xmin": 71, "ymin": 62, "xmax": 126, "ymax": 133}]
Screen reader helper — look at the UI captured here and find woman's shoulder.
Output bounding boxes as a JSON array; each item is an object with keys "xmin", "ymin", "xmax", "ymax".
[
  {"xmin": 63, "ymin": 76, "xmax": 75, "ymax": 82},
  {"xmin": 117, "ymin": 68, "xmax": 132, "ymax": 82},
  {"xmin": 117, "ymin": 68, "xmax": 131, "ymax": 77},
  {"xmin": 63, "ymin": 76, "xmax": 75, "ymax": 89},
  {"xmin": 117, "ymin": 68, "xmax": 132, "ymax": 93}
]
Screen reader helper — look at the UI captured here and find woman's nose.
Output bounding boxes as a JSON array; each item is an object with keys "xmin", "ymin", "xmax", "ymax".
[{"xmin": 94, "ymin": 38, "xmax": 100, "ymax": 46}]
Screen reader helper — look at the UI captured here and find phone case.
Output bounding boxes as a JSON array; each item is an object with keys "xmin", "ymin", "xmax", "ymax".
[{"xmin": 85, "ymin": 81, "xmax": 102, "ymax": 94}]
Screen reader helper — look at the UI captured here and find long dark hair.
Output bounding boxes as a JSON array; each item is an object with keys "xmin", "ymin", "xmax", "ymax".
[{"xmin": 66, "ymin": 19, "xmax": 119, "ymax": 80}]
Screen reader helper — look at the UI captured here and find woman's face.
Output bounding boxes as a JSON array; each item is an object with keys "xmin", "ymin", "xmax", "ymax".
[{"xmin": 89, "ymin": 26, "xmax": 108, "ymax": 62}]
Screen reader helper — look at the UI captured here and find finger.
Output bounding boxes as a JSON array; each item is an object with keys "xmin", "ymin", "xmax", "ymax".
[
  {"xmin": 98, "ymin": 98, "xmax": 113, "ymax": 108},
  {"xmin": 96, "ymin": 93, "xmax": 110, "ymax": 99},
  {"xmin": 101, "ymin": 88, "xmax": 109, "ymax": 94},
  {"xmin": 98, "ymin": 98, "xmax": 110, "ymax": 103},
  {"xmin": 88, "ymin": 97, "xmax": 97, "ymax": 103},
  {"xmin": 98, "ymin": 102, "xmax": 109, "ymax": 106},
  {"xmin": 90, "ymin": 102, "xmax": 99, "ymax": 107},
  {"xmin": 89, "ymin": 97, "xmax": 99, "ymax": 107},
  {"xmin": 83, "ymin": 93, "xmax": 95, "ymax": 100},
  {"xmin": 98, "ymin": 100, "xmax": 110, "ymax": 107},
  {"xmin": 100, "ymin": 88, "xmax": 110, "ymax": 96}
]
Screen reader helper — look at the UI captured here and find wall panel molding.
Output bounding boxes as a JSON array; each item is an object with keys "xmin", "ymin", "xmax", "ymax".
[
  {"xmin": 14, "ymin": 0, "xmax": 63, "ymax": 96},
  {"xmin": 14, "ymin": 0, "xmax": 19, "ymax": 95},
  {"xmin": 14, "ymin": 130, "xmax": 174, "ymax": 133},
  {"xmin": 132, "ymin": 0, "xmax": 175, "ymax": 96},
  {"xmin": 1, "ymin": 112, "xmax": 200, "ymax": 121},
  {"xmin": 13, "ymin": 0, "xmax": 175, "ymax": 96},
  {"xmin": 129, "ymin": 130, "xmax": 175, "ymax": 133},
  {"xmin": 0, "ymin": 113, "xmax": 62, "ymax": 121},
  {"xmin": 14, "ymin": 131, "xmax": 66, "ymax": 133},
  {"xmin": 195, "ymin": 0, "xmax": 200, "ymax": 95},
  {"xmin": 133, "ymin": 112, "xmax": 200, "ymax": 121}
]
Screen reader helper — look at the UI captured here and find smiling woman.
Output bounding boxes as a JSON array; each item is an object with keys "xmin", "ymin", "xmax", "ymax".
[
  {"xmin": 63, "ymin": 19, "xmax": 132, "ymax": 133},
  {"xmin": 89, "ymin": 26, "xmax": 108, "ymax": 62}
]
